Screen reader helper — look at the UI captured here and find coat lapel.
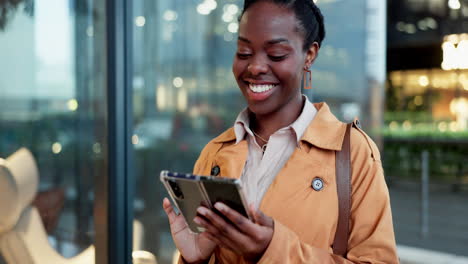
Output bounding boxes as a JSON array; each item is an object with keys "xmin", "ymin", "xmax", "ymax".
[{"xmin": 213, "ymin": 140, "xmax": 248, "ymax": 180}]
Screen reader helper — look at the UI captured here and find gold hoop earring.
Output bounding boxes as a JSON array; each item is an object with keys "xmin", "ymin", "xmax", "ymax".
[{"xmin": 303, "ymin": 67, "xmax": 312, "ymax": 89}]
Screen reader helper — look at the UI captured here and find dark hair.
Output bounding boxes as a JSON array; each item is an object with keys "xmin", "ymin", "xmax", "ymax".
[{"xmin": 239, "ymin": 0, "xmax": 326, "ymax": 51}]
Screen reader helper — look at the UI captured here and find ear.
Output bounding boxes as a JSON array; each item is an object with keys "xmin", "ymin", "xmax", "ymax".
[{"xmin": 304, "ymin": 42, "xmax": 320, "ymax": 68}]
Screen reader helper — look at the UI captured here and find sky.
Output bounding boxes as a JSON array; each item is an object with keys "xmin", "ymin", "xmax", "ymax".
[{"xmin": 0, "ymin": 0, "xmax": 75, "ymax": 99}]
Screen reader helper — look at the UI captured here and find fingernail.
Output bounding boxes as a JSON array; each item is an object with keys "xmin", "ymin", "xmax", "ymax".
[
  {"xmin": 214, "ymin": 202, "xmax": 225, "ymax": 211},
  {"xmin": 197, "ymin": 207, "xmax": 208, "ymax": 215},
  {"xmin": 193, "ymin": 217, "xmax": 200, "ymax": 224}
]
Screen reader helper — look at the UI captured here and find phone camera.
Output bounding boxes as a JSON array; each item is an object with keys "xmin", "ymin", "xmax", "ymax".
[{"xmin": 168, "ymin": 180, "xmax": 184, "ymax": 199}]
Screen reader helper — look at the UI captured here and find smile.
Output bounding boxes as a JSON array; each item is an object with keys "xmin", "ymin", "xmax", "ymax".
[{"xmin": 248, "ymin": 83, "xmax": 277, "ymax": 93}]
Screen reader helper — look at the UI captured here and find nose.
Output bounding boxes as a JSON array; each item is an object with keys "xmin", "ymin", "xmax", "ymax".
[{"xmin": 247, "ymin": 56, "xmax": 268, "ymax": 76}]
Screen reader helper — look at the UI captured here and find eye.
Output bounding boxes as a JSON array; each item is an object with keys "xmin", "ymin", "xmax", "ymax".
[
  {"xmin": 268, "ymin": 55, "xmax": 287, "ymax": 61},
  {"xmin": 236, "ymin": 53, "xmax": 251, "ymax": 59}
]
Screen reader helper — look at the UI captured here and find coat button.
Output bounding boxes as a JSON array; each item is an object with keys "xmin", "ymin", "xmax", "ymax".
[
  {"xmin": 311, "ymin": 177, "xmax": 324, "ymax": 191},
  {"xmin": 210, "ymin": 165, "xmax": 220, "ymax": 176},
  {"xmin": 354, "ymin": 119, "xmax": 362, "ymax": 129}
]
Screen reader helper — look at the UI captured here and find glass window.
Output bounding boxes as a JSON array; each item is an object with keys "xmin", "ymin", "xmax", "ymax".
[
  {"xmin": 132, "ymin": 2, "xmax": 245, "ymax": 262},
  {"xmin": 0, "ymin": 0, "xmax": 106, "ymax": 261}
]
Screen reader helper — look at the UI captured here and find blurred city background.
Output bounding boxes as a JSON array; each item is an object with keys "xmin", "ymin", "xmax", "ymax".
[{"xmin": 0, "ymin": 0, "xmax": 467, "ymax": 263}]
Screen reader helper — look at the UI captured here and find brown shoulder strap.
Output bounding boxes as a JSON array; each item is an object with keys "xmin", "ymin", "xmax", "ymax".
[{"xmin": 333, "ymin": 123, "xmax": 352, "ymax": 257}]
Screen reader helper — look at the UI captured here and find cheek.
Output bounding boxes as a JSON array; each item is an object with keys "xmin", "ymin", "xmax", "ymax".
[
  {"xmin": 274, "ymin": 63, "xmax": 302, "ymax": 84},
  {"xmin": 232, "ymin": 58, "xmax": 245, "ymax": 78}
]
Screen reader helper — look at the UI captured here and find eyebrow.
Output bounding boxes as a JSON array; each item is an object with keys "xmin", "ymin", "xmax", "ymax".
[
  {"xmin": 238, "ymin": 36, "xmax": 251, "ymax": 43},
  {"xmin": 266, "ymin": 38, "xmax": 289, "ymax": 45},
  {"xmin": 238, "ymin": 36, "xmax": 290, "ymax": 45}
]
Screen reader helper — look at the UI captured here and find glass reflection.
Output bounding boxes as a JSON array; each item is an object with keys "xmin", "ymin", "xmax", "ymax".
[{"xmin": 0, "ymin": 0, "xmax": 106, "ymax": 261}]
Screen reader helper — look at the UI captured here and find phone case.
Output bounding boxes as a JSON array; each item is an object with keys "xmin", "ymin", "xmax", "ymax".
[{"xmin": 160, "ymin": 170, "xmax": 251, "ymax": 233}]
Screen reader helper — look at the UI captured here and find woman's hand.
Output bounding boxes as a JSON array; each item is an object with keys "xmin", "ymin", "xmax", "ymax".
[
  {"xmin": 163, "ymin": 198, "xmax": 217, "ymax": 263},
  {"xmin": 193, "ymin": 202, "xmax": 274, "ymax": 262}
]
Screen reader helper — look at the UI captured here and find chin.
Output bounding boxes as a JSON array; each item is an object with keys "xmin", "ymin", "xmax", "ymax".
[{"xmin": 246, "ymin": 101, "xmax": 277, "ymax": 116}]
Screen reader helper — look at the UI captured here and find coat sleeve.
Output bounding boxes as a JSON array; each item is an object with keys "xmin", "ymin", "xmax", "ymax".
[{"xmin": 257, "ymin": 129, "xmax": 399, "ymax": 264}]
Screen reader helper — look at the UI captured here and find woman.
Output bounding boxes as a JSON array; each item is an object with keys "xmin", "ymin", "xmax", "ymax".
[{"xmin": 163, "ymin": 0, "xmax": 399, "ymax": 263}]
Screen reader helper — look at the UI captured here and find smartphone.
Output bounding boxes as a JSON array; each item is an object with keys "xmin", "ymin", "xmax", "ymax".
[{"xmin": 160, "ymin": 170, "xmax": 251, "ymax": 233}]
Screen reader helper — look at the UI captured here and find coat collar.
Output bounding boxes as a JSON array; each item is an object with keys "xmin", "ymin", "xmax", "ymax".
[{"xmin": 213, "ymin": 102, "xmax": 347, "ymax": 151}]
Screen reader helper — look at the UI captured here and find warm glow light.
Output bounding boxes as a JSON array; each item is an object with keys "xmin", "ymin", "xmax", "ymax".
[
  {"xmin": 448, "ymin": 0, "xmax": 461, "ymax": 9},
  {"xmin": 414, "ymin": 96, "xmax": 423, "ymax": 106},
  {"xmin": 172, "ymin": 250, "xmax": 181, "ymax": 264},
  {"xmin": 132, "ymin": 250, "xmax": 156, "ymax": 263},
  {"xmin": 438, "ymin": 122, "xmax": 447, "ymax": 132},
  {"xmin": 449, "ymin": 97, "xmax": 468, "ymax": 131},
  {"xmin": 426, "ymin": 17, "xmax": 437, "ymax": 29},
  {"xmin": 197, "ymin": 0, "xmax": 217, "ymax": 15},
  {"xmin": 449, "ymin": 121, "xmax": 459, "ymax": 132},
  {"xmin": 459, "ymin": 74, "xmax": 468, "ymax": 91},
  {"xmin": 396, "ymin": 22, "xmax": 405, "ymax": 32},
  {"xmin": 402, "ymin": 120, "xmax": 412, "ymax": 130},
  {"xmin": 457, "ymin": 40, "xmax": 468, "ymax": 69},
  {"xmin": 157, "ymin": 85, "xmax": 166, "ymax": 111},
  {"xmin": 389, "ymin": 121, "xmax": 398, "ymax": 131},
  {"xmin": 205, "ymin": 0, "xmax": 217, "ymax": 10},
  {"xmin": 442, "ymin": 34, "xmax": 468, "ymax": 70},
  {"xmin": 173, "ymin": 77, "xmax": 183, "ymax": 88},
  {"xmin": 52, "ymin": 142, "xmax": 62, "ymax": 154},
  {"xmin": 222, "ymin": 12, "xmax": 234, "ymax": 22},
  {"xmin": 450, "ymin": 97, "xmax": 468, "ymax": 115},
  {"xmin": 417, "ymin": 20, "xmax": 427, "ymax": 31},
  {"xmin": 227, "ymin": 4, "xmax": 239, "ymax": 14},
  {"xmin": 163, "ymin": 10, "xmax": 178, "ymax": 21},
  {"xmin": 418, "ymin": 76, "xmax": 429, "ymax": 87},
  {"xmin": 86, "ymin": 26, "xmax": 93, "ymax": 37},
  {"xmin": 177, "ymin": 89, "xmax": 188, "ymax": 112},
  {"xmin": 405, "ymin": 24, "xmax": 416, "ymax": 34},
  {"xmin": 441, "ymin": 42, "xmax": 456, "ymax": 70},
  {"xmin": 228, "ymin": 22, "xmax": 238, "ymax": 33},
  {"xmin": 197, "ymin": 4, "xmax": 210, "ymax": 15},
  {"xmin": 135, "ymin": 16, "xmax": 146, "ymax": 27},
  {"xmin": 67, "ymin": 99, "xmax": 78, "ymax": 111},
  {"xmin": 132, "ymin": 134, "xmax": 139, "ymax": 145},
  {"xmin": 93, "ymin": 143, "xmax": 101, "ymax": 154}
]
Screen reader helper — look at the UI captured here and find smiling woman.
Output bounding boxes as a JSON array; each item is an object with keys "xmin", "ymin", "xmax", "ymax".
[{"xmin": 162, "ymin": 0, "xmax": 398, "ymax": 263}]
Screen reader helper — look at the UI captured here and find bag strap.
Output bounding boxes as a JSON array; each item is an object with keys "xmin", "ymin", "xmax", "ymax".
[{"xmin": 333, "ymin": 123, "xmax": 352, "ymax": 257}]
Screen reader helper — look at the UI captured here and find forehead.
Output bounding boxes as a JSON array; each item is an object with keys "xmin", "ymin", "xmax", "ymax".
[{"xmin": 238, "ymin": 1, "xmax": 302, "ymax": 44}]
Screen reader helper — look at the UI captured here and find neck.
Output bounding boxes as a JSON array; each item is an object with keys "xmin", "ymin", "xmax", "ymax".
[{"xmin": 250, "ymin": 94, "xmax": 304, "ymax": 138}]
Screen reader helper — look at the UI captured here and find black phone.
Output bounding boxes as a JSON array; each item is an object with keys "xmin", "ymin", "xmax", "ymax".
[{"xmin": 160, "ymin": 170, "xmax": 251, "ymax": 233}]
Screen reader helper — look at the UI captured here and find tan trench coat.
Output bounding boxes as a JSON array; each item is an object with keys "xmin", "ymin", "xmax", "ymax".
[{"xmin": 183, "ymin": 102, "xmax": 398, "ymax": 263}]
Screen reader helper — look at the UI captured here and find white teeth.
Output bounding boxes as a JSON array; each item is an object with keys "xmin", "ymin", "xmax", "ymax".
[{"xmin": 249, "ymin": 84, "xmax": 276, "ymax": 93}]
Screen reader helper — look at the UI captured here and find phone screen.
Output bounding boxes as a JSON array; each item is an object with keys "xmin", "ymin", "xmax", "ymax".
[{"xmin": 201, "ymin": 180, "xmax": 249, "ymax": 219}]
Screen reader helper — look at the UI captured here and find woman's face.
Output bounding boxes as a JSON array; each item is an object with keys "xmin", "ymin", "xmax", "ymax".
[{"xmin": 232, "ymin": 1, "xmax": 316, "ymax": 115}]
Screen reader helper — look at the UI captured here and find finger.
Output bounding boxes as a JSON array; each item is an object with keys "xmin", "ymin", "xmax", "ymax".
[
  {"xmin": 163, "ymin": 198, "xmax": 188, "ymax": 234},
  {"xmin": 215, "ymin": 202, "xmax": 258, "ymax": 234},
  {"xmin": 194, "ymin": 210, "xmax": 231, "ymax": 237},
  {"xmin": 193, "ymin": 215, "xmax": 212, "ymax": 230},
  {"xmin": 197, "ymin": 206, "xmax": 249, "ymax": 244},
  {"xmin": 162, "ymin": 198, "xmax": 177, "ymax": 222},
  {"xmin": 195, "ymin": 216, "xmax": 242, "ymax": 253}
]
